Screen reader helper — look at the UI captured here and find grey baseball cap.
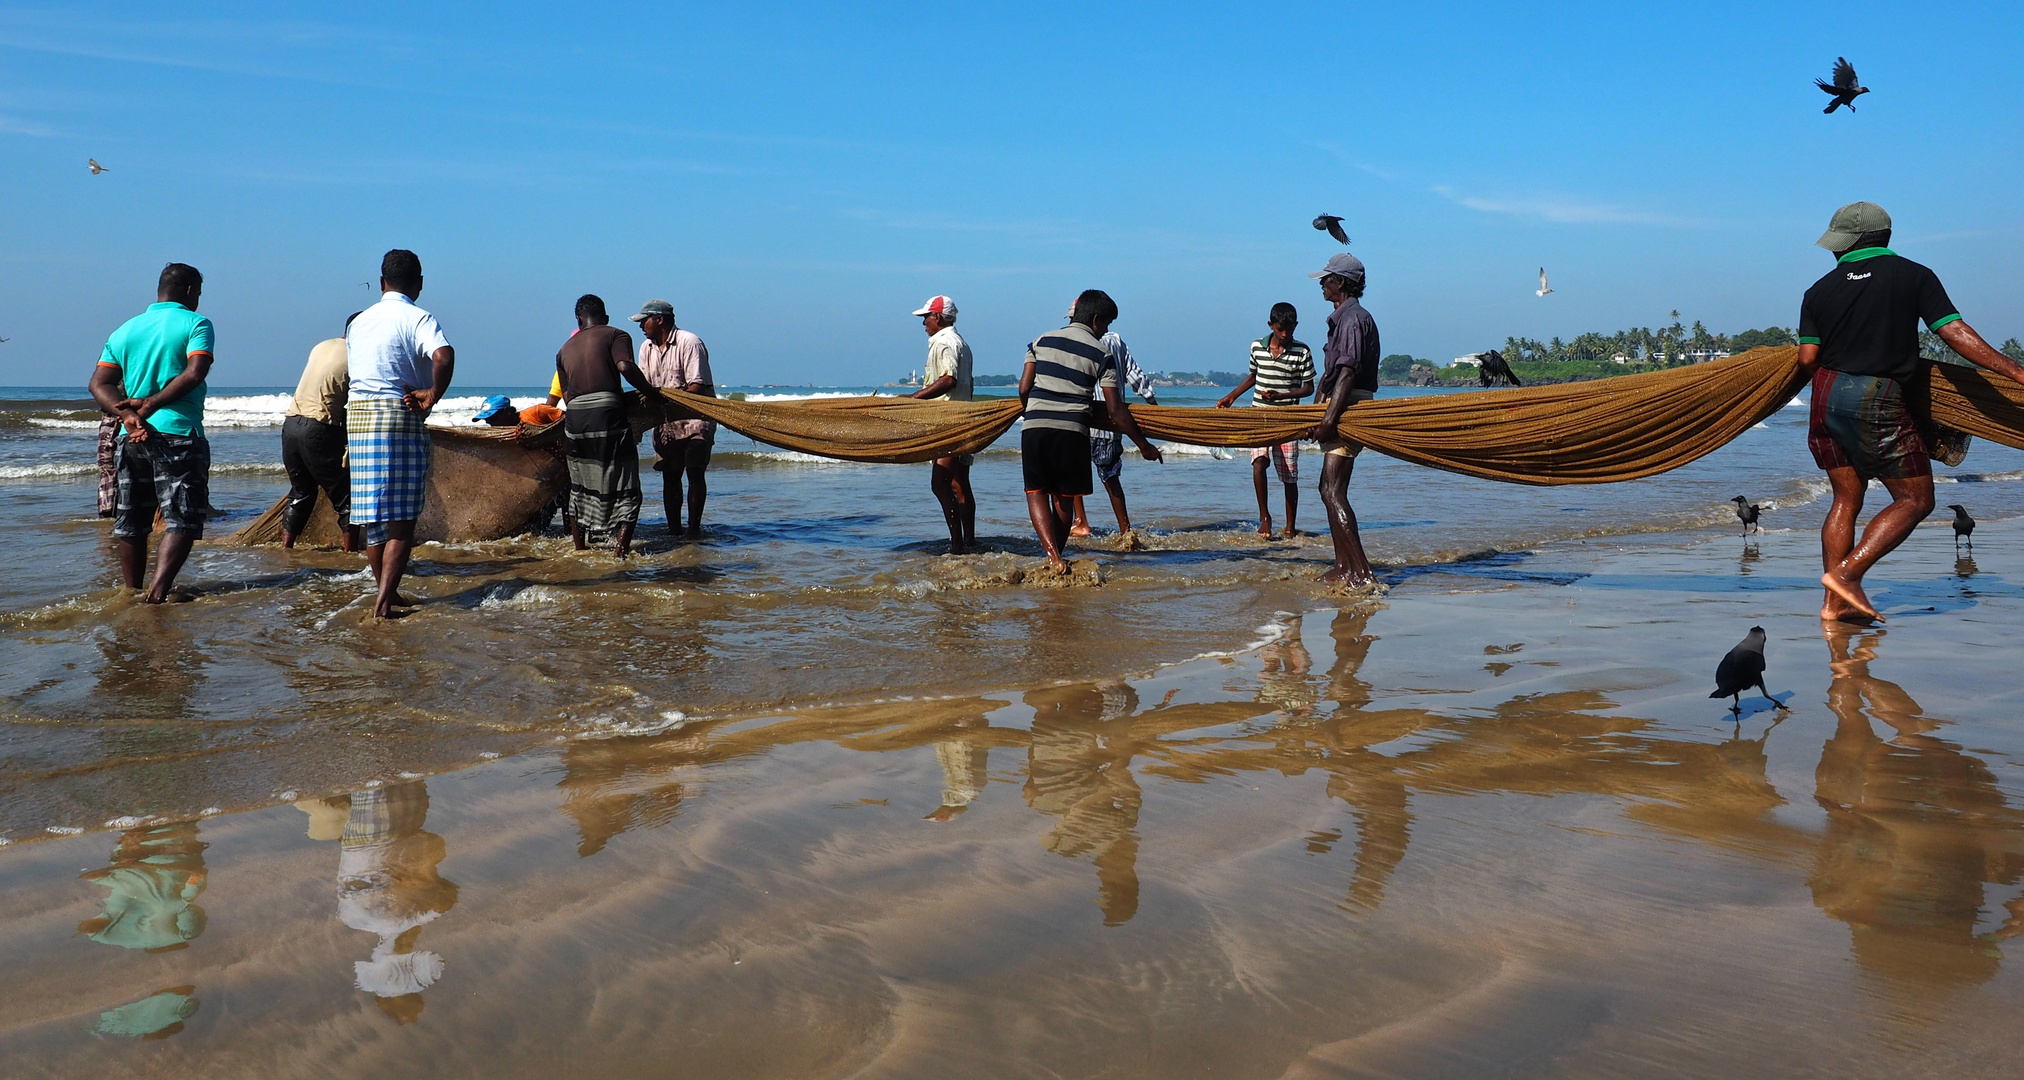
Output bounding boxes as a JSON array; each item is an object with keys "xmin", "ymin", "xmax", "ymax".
[
  {"xmin": 1309, "ymin": 252, "xmax": 1366, "ymax": 281},
  {"xmin": 1816, "ymin": 201, "xmax": 1891, "ymax": 251},
  {"xmin": 628, "ymin": 298, "xmax": 675, "ymax": 323}
]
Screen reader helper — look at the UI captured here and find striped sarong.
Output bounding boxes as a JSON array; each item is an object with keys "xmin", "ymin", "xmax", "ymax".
[
  {"xmin": 347, "ymin": 396, "xmax": 432, "ymax": 545},
  {"xmin": 564, "ymin": 391, "xmax": 641, "ymax": 532}
]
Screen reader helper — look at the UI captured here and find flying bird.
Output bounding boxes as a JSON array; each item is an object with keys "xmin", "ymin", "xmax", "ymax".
[
  {"xmin": 1312, "ymin": 214, "xmax": 1349, "ymax": 246},
  {"xmin": 1947, "ymin": 503, "xmax": 1975, "ymax": 548},
  {"xmin": 1536, "ymin": 268, "xmax": 1553, "ymax": 297},
  {"xmin": 1709, "ymin": 626, "xmax": 1788, "ymax": 714},
  {"xmin": 1730, "ymin": 496, "xmax": 1764, "ymax": 534},
  {"xmin": 87, "ymin": 158, "xmax": 108, "ymax": 174},
  {"xmin": 1474, "ymin": 349, "xmax": 1522, "ymax": 388},
  {"xmin": 1816, "ymin": 57, "xmax": 1869, "ymax": 113}
]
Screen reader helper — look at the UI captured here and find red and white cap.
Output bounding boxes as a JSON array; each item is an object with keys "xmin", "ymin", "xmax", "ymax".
[{"xmin": 911, "ymin": 295, "xmax": 957, "ymax": 318}]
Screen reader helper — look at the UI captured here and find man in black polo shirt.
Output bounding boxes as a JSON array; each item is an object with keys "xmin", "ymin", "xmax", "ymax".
[{"xmin": 1798, "ymin": 201, "xmax": 2024, "ymax": 623}]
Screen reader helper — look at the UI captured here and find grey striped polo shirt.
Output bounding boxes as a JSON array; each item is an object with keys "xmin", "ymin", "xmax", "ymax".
[
  {"xmin": 1248, "ymin": 335, "xmax": 1315, "ymax": 406},
  {"xmin": 1022, "ymin": 322, "xmax": 1118, "ymax": 435}
]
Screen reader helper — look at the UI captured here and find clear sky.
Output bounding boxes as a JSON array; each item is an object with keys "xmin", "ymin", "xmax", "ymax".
[{"xmin": 2, "ymin": 1, "xmax": 2019, "ymax": 387}]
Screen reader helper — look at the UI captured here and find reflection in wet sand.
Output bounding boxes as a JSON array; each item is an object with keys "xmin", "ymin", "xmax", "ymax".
[
  {"xmin": 1810, "ymin": 628, "xmax": 2024, "ymax": 993},
  {"xmin": 77, "ymin": 820, "xmax": 208, "ymax": 952},
  {"xmin": 95, "ymin": 985, "xmax": 199, "ymax": 1040},
  {"xmin": 331, "ymin": 781, "xmax": 458, "ymax": 1025},
  {"xmin": 1024, "ymin": 681, "xmax": 1144, "ymax": 925}
]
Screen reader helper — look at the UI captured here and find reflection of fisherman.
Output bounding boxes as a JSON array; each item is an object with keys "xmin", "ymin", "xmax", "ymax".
[
  {"xmin": 1809, "ymin": 628, "xmax": 2024, "ymax": 988},
  {"xmin": 325, "ymin": 781, "xmax": 459, "ymax": 1025},
  {"xmin": 1255, "ymin": 622, "xmax": 1319, "ymax": 718},
  {"xmin": 1023, "ymin": 681, "xmax": 1143, "ymax": 925},
  {"xmin": 77, "ymin": 820, "xmax": 208, "ymax": 952},
  {"xmin": 927, "ymin": 720, "xmax": 990, "ymax": 822}
]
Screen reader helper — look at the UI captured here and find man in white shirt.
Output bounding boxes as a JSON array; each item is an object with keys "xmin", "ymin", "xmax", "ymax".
[
  {"xmin": 345, "ymin": 249, "xmax": 455, "ymax": 619},
  {"xmin": 907, "ymin": 295, "xmax": 975, "ymax": 554}
]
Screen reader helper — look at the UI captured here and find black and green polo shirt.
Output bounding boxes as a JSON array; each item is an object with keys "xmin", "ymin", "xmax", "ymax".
[{"xmin": 1798, "ymin": 248, "xmax": 1960, "ymax": 383}]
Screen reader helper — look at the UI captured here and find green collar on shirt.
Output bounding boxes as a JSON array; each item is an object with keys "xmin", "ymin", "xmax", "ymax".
[{"xmin": 1837, "ymin": 247, "xmax": 1895, "ymax": 264}]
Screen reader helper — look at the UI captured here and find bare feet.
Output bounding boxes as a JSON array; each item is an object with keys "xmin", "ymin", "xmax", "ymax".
[
  {"xmin": 1045, "ymin": 556, "xmax": 1070, "ymax": 575},
  {"xmin": 948, "ymin": 540, "xmax": 968, "ymax": 556},
  {"xmin": 1256, "ymin": 519, "xmax": 1273, "ymax": 538},
  {"xmin": 684, "ymin": 526, "xmax": 703, "ymax": 541},
  {"xmin": 1820, "ymin": 569, "xmax": 1883, "ymax": 622},
  {"xmin": 390, "ymin": 592, "xmax": 420, "ymax": 607},
  {"xmin": 1069, "ymin": 524, "xmax": 1093, "ymax": 538},
  {"xmin": 1318, "ymin": 566, "xmax": 1347, "ymax": 584},
  {"xmin": 1820, "ymin": 591, "xmax": 1877, "ymax": 625},
  {"xmin": 1280, "ymin": 526, "xmax": 1299, "ymax": 540}
]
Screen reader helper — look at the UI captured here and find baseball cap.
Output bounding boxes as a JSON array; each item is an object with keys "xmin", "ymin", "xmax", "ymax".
[
  {"xmin": 1309, "ymin": 252, "xmax": 1366, "ymax": 281},
  {"xmin": 627, "ymin": 299, "xmax": 675, "ymax": 323},
  {"xmin": 1816, "ymin": 201, "xmax": 1891, "ymax": 251},
  {"xmin": 473, "ymin": 394, "xmax": 515, "ymax": 422},
  {"xmin": 911, "ymin": 295, "xmax": 957, "ymax": 318}
]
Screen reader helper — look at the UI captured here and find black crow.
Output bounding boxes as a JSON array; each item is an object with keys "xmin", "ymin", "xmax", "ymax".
[
  {"xmin": 1947, "ymin": 503, "xmax": 1974, "ymax": 548},
  {"xmin": 1816, "ymin": 57, "xmax": 1868, "ymax": 113},
  {"xmin": 88, "ymin": 158, "xmax": 108, "ymax": 174},
  {"xmin": 1710, "ymin": 626, "xmax": 1787, "ymax": 714},
  {"xmin": 1731, "ymin": 495, "xmax": 1764, "ymax": 534},
  {"xmin": 1312, "ymin": 214, "xmax": 1349, "ymax": 245},
  {"xmin": 1474, "ymin": 349, "xmax": 1522, "ymax": 388}
]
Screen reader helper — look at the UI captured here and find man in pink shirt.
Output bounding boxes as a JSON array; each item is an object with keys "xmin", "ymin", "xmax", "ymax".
[{"xmin": 630, "ymin": 299, "xmax": 716, "ymax": 539}]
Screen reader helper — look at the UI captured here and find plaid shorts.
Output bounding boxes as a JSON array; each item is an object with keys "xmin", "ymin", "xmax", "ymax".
[
  {"xmin": 1250, "ymin": 442, "xmax": 1300, "ymax": 483},
  {"xmin": 113, "ymin": 433, "xmax": 210, "ymax": 538},
  {"xmin": 347, "ymin": 397, "xmax": 432, "ymax": 546},
  {"xmin": 1090, "ymin": 432, "xmax": 1125, "ymax": 482}
]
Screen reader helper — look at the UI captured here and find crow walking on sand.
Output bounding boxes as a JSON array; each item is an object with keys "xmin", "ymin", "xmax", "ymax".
[
  {"xmin": 1731, "ymin": 495, "xmax": 1764, "ymax": 534},
  {"xmin": 1947, "ymin": 503, "xmax": 1975, "ymax": 548},
  {"xmin": 1816, "ymin": 57, "xmax": 1869, "ymax": 113},
  {"xmin": 1312, "ymin": 214, "xmax": 1349, "ymax": 245},
  {"xmin": 1710, "ymin": 627, "xmax": 1787, "ymax": 714}
]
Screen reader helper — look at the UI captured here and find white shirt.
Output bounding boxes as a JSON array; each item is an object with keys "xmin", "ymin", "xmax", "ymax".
[
  {"xmin": 924, "ymin": 326, "xmax": 973, "ymax": 402},
  {"xmin": 346, "ymin": 292, "xmax": 451, "ymax": 400}
]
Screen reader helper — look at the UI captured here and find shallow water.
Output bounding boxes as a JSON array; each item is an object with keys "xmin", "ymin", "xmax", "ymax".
[{"xmin": 4, "ymin": 384, "xmax": 2023, "ymax": 1075}]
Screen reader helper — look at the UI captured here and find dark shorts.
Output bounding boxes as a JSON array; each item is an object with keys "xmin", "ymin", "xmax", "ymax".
[
  {"xmin": 114, "ymin": 433, "xmax": 210, "ymax": 538},
  {"xmin": 1807, "ymin": 368, "xmax": 1931, "ymax": 481},
  {"xmin": 1023, "ymin": 428, "xmax": 1093, "ymax": 496}
]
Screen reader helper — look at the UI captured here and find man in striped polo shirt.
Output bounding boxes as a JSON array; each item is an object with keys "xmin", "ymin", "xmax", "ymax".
[
  {"xmin": 1017, "ymin": 290, "xmax": 1163, "ymax": 572},
  {"xmin": 1217, "ymin": 302, "xmax": 1314, "ymax": 539}
]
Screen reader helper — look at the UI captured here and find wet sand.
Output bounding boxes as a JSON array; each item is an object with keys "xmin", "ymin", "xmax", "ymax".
[{"xmin": 4, "ymin": 519, "xmax": 2021, "ymax": 1077}]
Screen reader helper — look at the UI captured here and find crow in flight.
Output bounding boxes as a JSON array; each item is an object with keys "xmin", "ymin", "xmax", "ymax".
[
  {"xmin": 1710, "ymin": 627, "xmax": 1788, "ymax": 714},
  {"xmin": 1474, "ymin": 349, "xmax": 1522, "ymax": 388},
  {"xmin": 1312, "ymin": 214, "xmax": 1349, "ymax": 245},
  {"xmin": 87, "ymin": 158, "xmax": 108, "ymax": 174},
  {"xmin": 1817, "ymin": 57, "xmax": 1869, "ymax": 113}
]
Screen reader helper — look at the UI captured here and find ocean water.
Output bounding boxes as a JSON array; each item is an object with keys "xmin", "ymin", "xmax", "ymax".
[{"xmin": 5, "ymin": 381, "xmax": 2024, "ymax": 1075}]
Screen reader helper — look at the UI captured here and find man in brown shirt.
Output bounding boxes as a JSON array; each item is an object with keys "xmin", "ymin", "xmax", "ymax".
[{"xmin": 555, "ymin": 294, "xmax": 656, "ymax": 556}]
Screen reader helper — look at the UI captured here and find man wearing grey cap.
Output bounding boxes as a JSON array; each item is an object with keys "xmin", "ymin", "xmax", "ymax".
[
  {"xmin": 632, "ymin": 299, "xmax": 716, "ymax": 539},
  {"xmin": 1798, "ymin": 202, "xmax": 2024, "ymax": 623},
  {"xmin": 1305, "ymin": 252, "xmax": 1380, "ymax": 586}
]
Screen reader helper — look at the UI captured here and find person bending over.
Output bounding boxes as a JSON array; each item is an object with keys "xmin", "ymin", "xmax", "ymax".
[
  {"xmin": 1796, "ymin": 202, "xmax": 2024, "ymax": 623},
  {"xmin": 1017, "ymin": 290, "xmax": 1162, "ymax": 573},
  {"xmin": 280, "ymin": 313, "xmax": 362, "ymax": 551}
]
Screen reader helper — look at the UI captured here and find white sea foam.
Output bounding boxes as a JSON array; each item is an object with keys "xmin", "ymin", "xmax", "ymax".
[
  {"xmin": 0, "ymin": 463, "xmax": 96, "ymax": 480},
  {"xmin": 736, "ymin": 390, "xmax": 862, "ymax": 403},
  {"xmin": 742, "ymin": 450, "xmax": 869, "ymax": 466},
  {"xmin": 104, "ymin": 816, "xmax": 147, "ymax": 829},
  {"xmin": 45, "ymin": 825, "xmax": 82, "ymax": 835}
]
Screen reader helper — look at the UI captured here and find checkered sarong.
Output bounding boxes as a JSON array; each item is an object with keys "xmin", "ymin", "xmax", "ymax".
[
  {"xmin": 96, "ymin": 415, "xmax": 120, "ymax": 516},
  {"xmin": 347, "ymin": 397, "xmax": 431, "ymax": 543}
]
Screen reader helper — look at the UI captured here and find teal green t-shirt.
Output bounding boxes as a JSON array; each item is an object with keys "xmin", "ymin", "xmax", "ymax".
[{"xmin": 99, "ymin": 302, "xmax": 214, "ymax": 437}]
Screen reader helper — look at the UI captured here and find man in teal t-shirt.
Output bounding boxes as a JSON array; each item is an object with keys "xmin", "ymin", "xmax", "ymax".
[{"xmin": 89, "ymin": 263, "xmax": 215, "ymax": 604}]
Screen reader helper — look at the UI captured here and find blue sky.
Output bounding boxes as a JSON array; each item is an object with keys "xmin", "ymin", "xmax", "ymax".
[{"xmin": 2, "ymin": 1, "xmax": 2020, "ymax": 387}]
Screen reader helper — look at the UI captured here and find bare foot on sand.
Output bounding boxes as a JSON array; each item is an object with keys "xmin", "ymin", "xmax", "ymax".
[
  {"xmin": 1821, "ymin": 591, "xmax": 1878, "ymax": 625},
  {"xmin": 1045, "ymin": 557, "xmax": 1070, "ymax": 575},
  {"xmin": 391, "ymin": 592, "xmax": 420, "ymax": 607},
  {"xmin": 1280, "ymin": 526, "xmax": 1299, "ymax": 540},
  {"xmin": 1069, "ymin": 524, "xmax": 1092, "ymax": 538},
  {"xmin": 684, "ymin": 527, "xmax": 704, "ymax": 541},
  {"xmin": 1821, "ymin": 569, "xmax": 1883, "ymax": 622},
  {"xmin": 1256, "ymin": 519, "xmax": 1273, "ymax": 538},
  {"xmin": 1318, "ymin": 566, "xmax": 1347, "ymax": 584}
]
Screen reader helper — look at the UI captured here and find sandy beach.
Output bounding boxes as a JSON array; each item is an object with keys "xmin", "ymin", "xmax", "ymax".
[{"xmin": 4, "ymin": 513, "xmax": 2019, "ymax": 1078}]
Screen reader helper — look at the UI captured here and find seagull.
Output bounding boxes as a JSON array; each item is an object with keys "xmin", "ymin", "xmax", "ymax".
[
  {"xmin": 1536, "ymin": 268, "xmax": 1553, "ymax": 297},
  {"xmin": 87, "ymin": 158, "xmax": 108, "ymax": 175},
  {"xmin": 1312, "ymin": 214, "xmax": 1349, "ymax": 246},
  {"xmin": 1709, "ymin": 626, "xmax": 1788, "ymax": 715},
  {"xmin": 1946, "ymin": 504, "xmax": 1974, "ymax": 548},
  {"xmin": 1816, "ymin": 57, "xmax": 1869, "ymax": 114},
  {"xmin": 1730, "ymin": 496, "xmax": 1764, "ymax": 534}
]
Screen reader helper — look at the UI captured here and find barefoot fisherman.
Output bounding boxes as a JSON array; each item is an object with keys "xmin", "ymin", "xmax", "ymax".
[
  {"xmin": 1307, "ymin": 253, "xmax": 1380, "ymax": 586},
  {"xmin": 908, "ymin": 295, "xmax": 976, "ymax": 553},
  {"xmin": 1797, "ymin": 202, "xmax": 2024, "ymax": 623}
]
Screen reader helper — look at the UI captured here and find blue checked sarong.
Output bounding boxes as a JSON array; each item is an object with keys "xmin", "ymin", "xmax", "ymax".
[{"xmin": 347, "ymin": 396, "xmax": 431, "ymax": 545}]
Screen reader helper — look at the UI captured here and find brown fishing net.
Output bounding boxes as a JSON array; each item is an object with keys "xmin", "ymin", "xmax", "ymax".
[
  {"xmin": 226, "ymin": 346, "xmax": 2024, "ymax": 544},
  {"xmin": 225, "ymin": 420, "xmax": 566, "ymax": 546}
]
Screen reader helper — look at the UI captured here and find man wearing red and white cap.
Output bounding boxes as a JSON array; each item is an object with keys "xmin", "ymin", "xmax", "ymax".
[{"xmin": 909, "ymin": 295, "xmax": 976, "ymax": 553}]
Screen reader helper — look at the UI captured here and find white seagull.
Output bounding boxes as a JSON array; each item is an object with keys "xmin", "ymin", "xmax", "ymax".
[
  {"xmin": 88, "ymin": 158, "xmax": 108, "ymax": 175},
  {"xmin": 1536, "ymin": 268, "xmax": 1553, "ymax": 297}
]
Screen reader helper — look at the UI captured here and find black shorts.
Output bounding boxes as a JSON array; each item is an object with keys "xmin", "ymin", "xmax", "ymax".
[
  {"xmin": 114, "ymin": 433, "xmax": 210, "ymax": 538},
  {"xmin": 1022, "ymin": 428, "xmax": 1092, "ymax": 496}
]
